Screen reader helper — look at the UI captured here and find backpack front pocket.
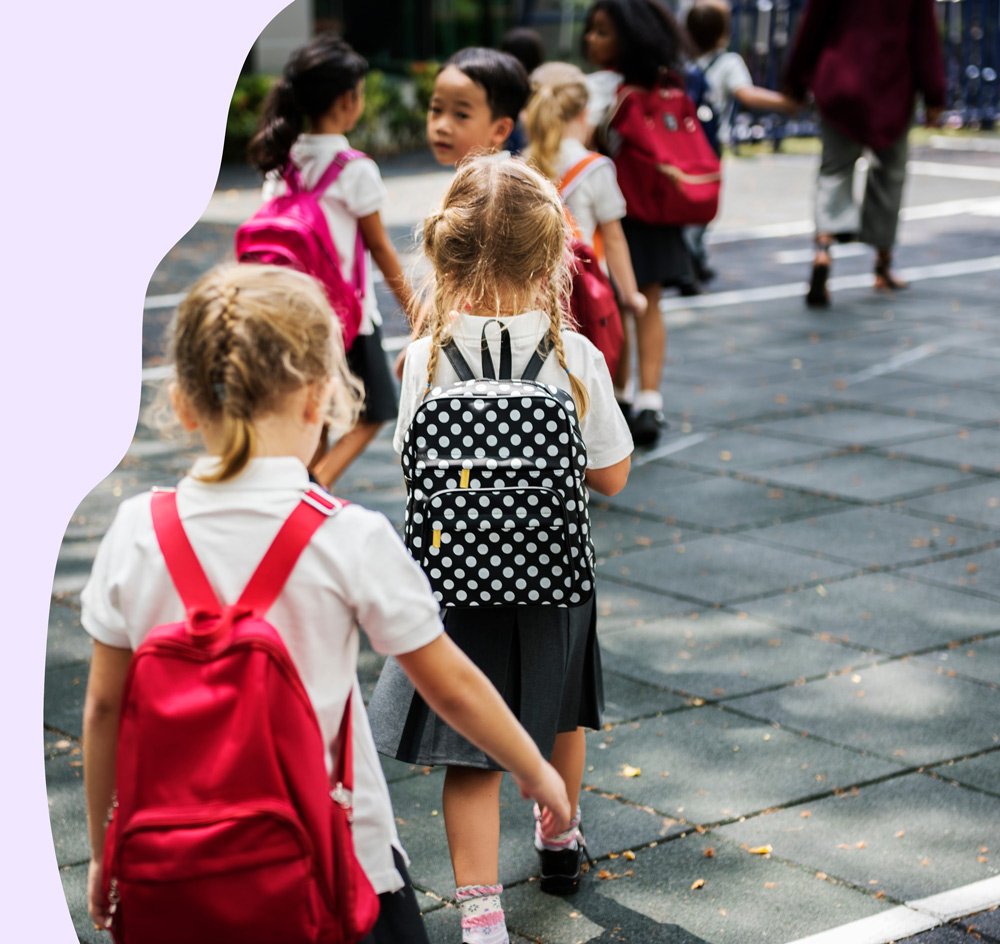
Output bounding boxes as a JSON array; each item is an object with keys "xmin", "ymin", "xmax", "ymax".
[{"xmin": 419, "ymin": 487, "xmax": 591, "ymax": 607}]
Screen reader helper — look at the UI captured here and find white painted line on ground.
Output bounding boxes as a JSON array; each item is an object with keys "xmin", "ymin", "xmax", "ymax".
[
  {"xmin": 660, "ymin": 254, "xmax": 1000, "ymax": 312},
  {"xmin": 775, "ymin": 244, "xmax": 868, "ymax": 266},
  {"xmin": 909, "ymin": 159, "xmax": 1000, "ymax": 183},
  {"xmin": 784, "ymin": 908, "xmax": 939, "ymax": 944},
  {"xmin": 840, "ymin": 342, "xmax": 940, "ymax": 386},
  {"xmin": 785, "ymin": 875, "xmax": 1000, "ymax": 944},
  {"xmin": 907, "ymin": 875, "xmax": 1000, "ymax": 923},
  {"xmin": 631, "ymin": 432, "xmax": 710, "ymax": 467},
  {"xmin": 931, "ymin": 134, "xmax": 1000, "ymax": 154}
]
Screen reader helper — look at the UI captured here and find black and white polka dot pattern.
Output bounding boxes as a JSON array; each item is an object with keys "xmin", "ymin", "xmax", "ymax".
[{"xmin": 402, "ymin": 379, "xmax": 594, "ymax": 608}]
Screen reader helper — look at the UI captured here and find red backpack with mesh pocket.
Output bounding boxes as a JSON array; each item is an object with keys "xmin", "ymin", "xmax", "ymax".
[
  {"xmin": 235, "ymin": 150, "xmax": 367, "ymax": 350},
  {"xmin": 558, "ymin": 154, "xmax": 625, "ymax": 379},
  {"xmin": 609, "ymin": 79, "xmax": 721, "ymax": 226},
  {"xmin": 100, "ymin": 487, "xmax": 379, "ymax": 944}
]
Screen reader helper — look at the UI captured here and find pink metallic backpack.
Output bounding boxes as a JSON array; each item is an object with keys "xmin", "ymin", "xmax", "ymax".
[
  {"xmin": 101, "ymin": 487, "xmax": 379, "ymax": 944},
  {"xmin": 235, "ymin": 150, "xmax": 367, "ymax": 350}
]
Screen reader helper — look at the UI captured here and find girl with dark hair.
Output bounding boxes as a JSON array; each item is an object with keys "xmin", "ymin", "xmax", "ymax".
[
  {"xmin": 248, "ymin": 33, "xmax": 414, "ymax": 488},
  {"xmin": 582, "ymin": 0, "xmax": 697, "ymax": 447}
]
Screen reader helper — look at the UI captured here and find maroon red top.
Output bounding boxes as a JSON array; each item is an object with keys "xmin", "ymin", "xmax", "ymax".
[{"xmin": 783, "ymin": 0, "xmax": 946, "ymax": 151}]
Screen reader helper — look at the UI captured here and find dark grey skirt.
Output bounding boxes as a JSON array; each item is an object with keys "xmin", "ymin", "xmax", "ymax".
[
  {"xmin": 621, "ymin": 216, "xmax": 697, "ymax": 289},
  {"xmin": 368, "ymin": 596, "xmax": 603, "ymax": 770}
]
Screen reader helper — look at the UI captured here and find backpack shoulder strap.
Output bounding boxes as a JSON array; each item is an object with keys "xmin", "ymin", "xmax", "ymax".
[
  {"xmin": 151, "ymin": 489, "xmax": 221, "ymax": 613},
  {"xmin": 237, "ymin": 488, "xmax": 348, "ymax": 616},
  {"xmin": 558, "ymin": 152, "xmax": 606, "ymax": 198},
  {"xmin": 441, "ymin": 338, "xmax": 477, "ymax": 382},
  {"xmin": 310, "ymin": 148, "xmax": 367, "ymax": 196},
  {"xmin": 520, "ymin": 335, "xmax": 553, "ymax": 383}
]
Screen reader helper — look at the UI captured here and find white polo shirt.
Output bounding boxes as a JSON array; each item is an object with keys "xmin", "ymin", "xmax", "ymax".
[
  {"xmin": 81, "ymin": 456, "xmax": 443, "ymax": 894},
  {"xmin": 263, "ymin": 133, "xmax": 388, "ymax": 335},
  {"xmin": 555, "ymin": 138, "xmax": 627, "ymax": 248},
  {"xmin": 394, "ymin": 310, "xmax": 634, "ymax": 471}
]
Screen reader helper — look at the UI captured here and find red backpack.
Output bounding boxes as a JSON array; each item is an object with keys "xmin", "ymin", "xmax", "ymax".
[
  {"xmin": 558, "ymin": 155, "xmax": 625, "ymax": 379},
  {"xmin": 101, "ymin": 488, "xmax": 379, "ymax": 944},
  {"xmin": 235, "ymin": 150, "xmax": 367, "ymax": 350},
  {"xmin": 609, "ymin": 79, "xmax": 721, "ymax": 227}
]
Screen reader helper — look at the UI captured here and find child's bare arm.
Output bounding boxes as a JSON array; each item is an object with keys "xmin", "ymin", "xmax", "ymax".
[
  {"xmin": 357, "ymin": 211, "xmax": 415, "ymax": 324},
  {"xmin": 586, "ymin": 455, "xmax": 631, "ymax": 496},
  {"xmin": 83, "ymin": 640, "xmax": 133, "ymax": 927},
  {"xmin": 733, "ymin": 86, "xmax": 801, "ymax": 115},
  {"xmin": 598, "ymin": 220, "xmax": 646, "ymax": 316},
  {"xmin": 396, "ymin": 635, "xmax": 571, "ymax": 829}
]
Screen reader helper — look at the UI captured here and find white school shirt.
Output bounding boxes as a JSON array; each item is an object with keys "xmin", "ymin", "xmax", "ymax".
[
  {"xmin": 262, "ymin": 133, "xmax": 388, "ymax": 334},
  {"xmin": 554, "ymin": 138, "xmax": 627, "ymax": 249},
  {"xmin": 699, "ymin": 51, "xmax": 753, "ymax": 145},
  {"xmin": 80, "ymin": 456, "xmax": 443, "ymax": 894},
  {"xmin": 585, "ymin": 69, "xmax": 623, "ymax": 129},
  {"xmin": 394, "ymin": 310, "xmax": 633, "ymax": 470}
]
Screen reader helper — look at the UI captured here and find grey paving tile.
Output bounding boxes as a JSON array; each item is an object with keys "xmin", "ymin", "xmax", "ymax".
[
  {"xmin": 591, "ymin": 507, "xmax": 705, "ymax": 557},
  {"xmin": 744, "ymin": 507, "xmax": 995, "ymax": 567},
  {"xmin": 583, "ymin": 705, "xmax": 899, "ymax": 826},
  {"xmin": 730, "ymin": 659, "xmax": 1000, "ymax": 766},
  {"xmin": 655, "ymin": 430, "xmax": 838, "ymax": 474},
  {"xmin": 599, "ymin": 608, "xmax": 863, "ymax": 699},
  {"xmin": 761, "ymin": 453, "xmax": 976, "ymax": 503},
  {"xmin": 916, "ymin": 637, "xmax": 1000, "ymax": 689},
  {"xmin": 46, "ymin": 602, "xmax": 91, "ymax": 668},
  {"xmin": 961, "ymin": 905, "xmax": 1000, "ymax": 941},
  {"xmin": 897, "ymin": 927, "xmax": 987, "ymax": 944},
  {"xmin": 932, "ymin": 750, "xmax": 1000, "ymax": 798},
  {"xmin": 59, "ymin": 863, "xmax": 107, "ymax": 944},
  {"xmin": 595, "ymin": 465, "xmax": 715, "ymax": 521},
  {"xmin": 742, "ymin": 573, "xmax": 1000, "ymax": 654},
  {"xmin": 661, "ymin": 379, "xmax": 826, "ymax": 426},
  {"xmin": 605, "ymin": 472, "xmax": 845, "ymax": 532},
  {"xmin": 750, "ymin": 409, "xmax": 959, "ymax": 447},
  {"xmin": 835, "ymin": 379, "xmax": 1000, "ymax": 423},
  {"xmin": 389, "ymin": 768, "xmax": 664, "ymax": 899},
  {"xmin": 718, "ymin": 774, "xmax": 1000, "ymax": 902},
  {"xmin": 900, "ymin": 479, "xmax": 1000, "ymax": 531},
  {"xmin": 46, "ymin": 748, "xmax": 88, "ymax": 868},
  {"xmin": 602, "ymin": 667, "xmax": 689, "ymax": 722},
  {"xmin": 598, "ymin": 534, "xmax": 855, "ymax": 606},
  {"xmin": 44, "ymin": 661, "xmax": 88, "ymax": 739},
  {"xmin": 595, "ymin": 582, "xmax": 698, "ymax": 635},
  {"xmin": 903, "ymin": 546, "xmax": 1000, "ymax": 598},
  {"xmin": 565, "ymin": 831, "xmax": 889, "ymax": 944},
  {"xmin": 896, "ymin": 352, "xmax": 1000, "ymax": 387},
  {"xmin": 886, "ymin": 428, "xmax": 1000, "ymax": 474}
]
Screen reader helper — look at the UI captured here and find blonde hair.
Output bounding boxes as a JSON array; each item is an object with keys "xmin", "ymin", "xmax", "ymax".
[
  {"xmin": 420, "ymin": 155, "xmax": 589, "ymax": 417},
  {"xmin": 168, "ymin": 264, "xmax": 363, "ymax": 482},
  {"xmin": 523, "ymin": 62, "xmax": 589, "ymax": 183}
]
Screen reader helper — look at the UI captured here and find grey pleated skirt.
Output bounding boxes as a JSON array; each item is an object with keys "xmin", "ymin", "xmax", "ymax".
[{"xmin": 368, "ymin": 596, "xmax": 603, "ymax": 770}]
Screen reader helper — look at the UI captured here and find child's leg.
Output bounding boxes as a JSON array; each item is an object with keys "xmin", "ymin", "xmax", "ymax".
[
  {"xmin": 549, "ymin": 728, "xmax": 586, "ymax": 812},
  {"xmin": 631, "ymin": 283, "xmax": 667, "ymax": 445},
  {"xmin": 444, "ymin": 766, "xmax": 509, "ymax": 944},
  {"xmin": 310, "ymin": 420, "xmax": 382, "ymax": 489}
]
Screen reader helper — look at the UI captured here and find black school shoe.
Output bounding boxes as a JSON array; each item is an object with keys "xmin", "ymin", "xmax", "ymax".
[
  {"xmin": 632, "ymin": 408, "xmax": 666, "ymax": 447},
  {"xmin": 537, "ymin": 835, "xmax": 595, "ymax": 896}
]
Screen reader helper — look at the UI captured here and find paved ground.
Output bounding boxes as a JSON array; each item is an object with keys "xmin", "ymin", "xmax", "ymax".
[{"xmin": 46, "ymin": 135, "xmax": 1000, "ymax": 943}]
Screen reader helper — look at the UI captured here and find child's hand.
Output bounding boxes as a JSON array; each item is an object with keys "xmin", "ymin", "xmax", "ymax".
[
  {"xmin": 623, "ymin": 291, "xmax": 647, "ymax": 318},
  {"xmin": 514, "ymin": 760, "xmax": 571, "ymax": 834},
  {"xmin": 88, "ymin": 857, "xmax": 111, "ymax": 931}
]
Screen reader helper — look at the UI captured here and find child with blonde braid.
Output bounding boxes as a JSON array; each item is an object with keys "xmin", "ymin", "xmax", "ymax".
[{"xmin": 369, "ymin": 156, "xmax": 632, "ymax": 944}]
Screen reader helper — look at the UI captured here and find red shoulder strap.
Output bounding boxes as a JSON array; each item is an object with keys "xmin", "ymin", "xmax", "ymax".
[
  {"xmin": 237, "ymin": 488, "xmax": 348, "ymax": 616},
  {"xmin": 151, "ymin": 487, "xmax": 347, "ymax": 618},
  {"xmin": 151, "ymin": 489, "xmax": 220, "ymax": 614}
]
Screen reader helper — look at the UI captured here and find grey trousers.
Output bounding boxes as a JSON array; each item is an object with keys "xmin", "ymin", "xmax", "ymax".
[{"xmin": 815, "ymin": 121, "xmax": 909, "ymax": 250}]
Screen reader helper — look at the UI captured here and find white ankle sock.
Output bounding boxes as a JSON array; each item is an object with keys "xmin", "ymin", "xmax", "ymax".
[
  {"xmin": 633, "ymin": 389, "xmax": 663, "ymax": 413},
  {"xmin": 456, "ymin": 884, "xmax": 508, "ymax": 944},
  {"xmin": 533, "ymin": 803, "xmax": 582, "ymax": 852}
]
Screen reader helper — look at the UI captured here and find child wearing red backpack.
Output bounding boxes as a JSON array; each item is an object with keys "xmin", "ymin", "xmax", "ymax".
[
  {"xmin": 81, "ymin": 265, "xmax": 570, "ymax": 944},
  {"xmin": 247, "ymin": 34, "xmax": 413, "ymax": 489},
  {"xmin": 523, "ymin": 59, "xmax": 647, "ymax": 363},
  {"xmin": 582, "ymin": 0, "xmax": 701, "ymax": 447}
]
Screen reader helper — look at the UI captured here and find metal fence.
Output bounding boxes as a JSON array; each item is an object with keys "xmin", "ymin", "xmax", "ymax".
[{"xmin": 711, "ymin": 0, "xmax": 999, "ymax": 141}]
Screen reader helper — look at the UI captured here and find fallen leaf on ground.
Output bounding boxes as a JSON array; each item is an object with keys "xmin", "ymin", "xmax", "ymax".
[
  {"xmin": 690, "ymin": 878, "xmax": 705, "ymax": 890},
  {"xmin": 619, "ymin": 764, "xmax": 642, "ymax": 778},
  {"xmin": 748, "ymin": 845, "xmax": 773, "ymax": 856}
]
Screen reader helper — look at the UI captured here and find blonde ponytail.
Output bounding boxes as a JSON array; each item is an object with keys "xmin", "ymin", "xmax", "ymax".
[{"xmin": 523, "ymin": 62, "xmax": 590, "ymax": 183}]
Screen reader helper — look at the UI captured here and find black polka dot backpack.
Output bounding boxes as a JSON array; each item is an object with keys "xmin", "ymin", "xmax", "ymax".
[{"xmin": 401, "ymin": 321, "xmax": 594, "ymax": 609}]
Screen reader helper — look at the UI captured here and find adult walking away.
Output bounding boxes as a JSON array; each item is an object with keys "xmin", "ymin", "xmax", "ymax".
[{"xmin": 782, "ymin": 0, "xmax": 946, "ymax": 308}]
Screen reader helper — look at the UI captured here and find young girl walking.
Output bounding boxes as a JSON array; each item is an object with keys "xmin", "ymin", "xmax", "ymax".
[
  {"xmin": 81, "ymin": 264, "xmax": 570, "ymax": 943},
  {"xmin": 582, "ymin": 0, "xmax": 696, "ymax": 446},
  {"xmin": 523, "ymin": 60, "xmax": 646, "ymax": 321},
  {"xmin": 248, "ymin": 33, "xmax": 413, "ymax": 488},
  {"xmin": 369, "ymin": 157, "xmax": 633, "ymax": 944}
]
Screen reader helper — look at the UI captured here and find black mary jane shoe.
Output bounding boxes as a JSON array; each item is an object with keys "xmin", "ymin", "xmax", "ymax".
[{"xmin": 537, "ymin": 837, "xmax": 596, "ymax": 896}]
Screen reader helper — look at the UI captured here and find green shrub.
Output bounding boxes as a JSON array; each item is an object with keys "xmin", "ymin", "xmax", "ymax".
[{"xmin": 223, "ymin": 65, "xmax": 440, "ymax": 163}]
